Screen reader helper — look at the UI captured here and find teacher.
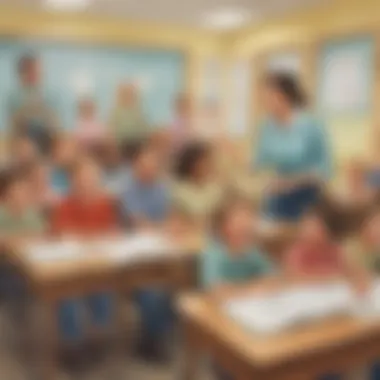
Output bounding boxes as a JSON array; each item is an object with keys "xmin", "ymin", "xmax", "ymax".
[{"xmin": 254, "ymin": 72, "xmax": 332, "ymax": 221}]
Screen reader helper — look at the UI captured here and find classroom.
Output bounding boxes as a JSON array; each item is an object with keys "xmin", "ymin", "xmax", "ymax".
[{"xmin": 1, "ymin": 0, "xmax": 380, "ymax": 379}]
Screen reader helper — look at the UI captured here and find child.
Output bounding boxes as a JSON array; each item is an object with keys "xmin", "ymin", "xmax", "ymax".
[
  {"xmin": 201, "ymin": 196, "xmax": 273, "ymax": 380},
  {"xmin": 284, "ymin": 211, "xmax": 351, "ymax": 280},
  {"xmin": 0, "ymin": 168, "xmax": 45, "ymax": 239},
  {"xmin": 52, "ymin": 156, "xmax": 118, "ymax": 236},
  {"xmin": 0, "ymin": 169, "xmax": 45, "ymax": 309},
  {"xmin": 121, "ymin": 143, "xmax": 173, "ymax": 360},
  {"xmin": 173, "ymin": 142, "xmax": 223, "ymax": 225},
  {"xmin": 74, "ymin": 97, "xmax": 106, "ymax": 149},
  {"xmin": 201, "ymin": 196, "xmax": 273, "ymax": 291},
  {"xmin": 121, "ymin": 142, "xmax": 171, "ymax": 228},
  {"xmin": 51, "ymin": 157, "xmax": 118, "ymax": 365}
]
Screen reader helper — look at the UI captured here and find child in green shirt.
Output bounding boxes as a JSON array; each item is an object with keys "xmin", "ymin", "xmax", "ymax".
[{"xmin": 0, "ymin": 168, "xmax": 45, "ymax": 239}]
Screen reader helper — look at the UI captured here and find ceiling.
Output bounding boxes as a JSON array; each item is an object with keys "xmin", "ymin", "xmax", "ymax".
[{"xmin": 0, "ymin": 0, "xmax": 327, "ymax": 29}]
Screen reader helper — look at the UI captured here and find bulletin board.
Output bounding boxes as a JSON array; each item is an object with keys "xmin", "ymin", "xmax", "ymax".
[
  {"xmin": 317, "ymin": 37, "xmax": 375, "ymax": 117},
  {"xmin": 0, "ymin": 40, "xmax": 185, "ymax": 131}
]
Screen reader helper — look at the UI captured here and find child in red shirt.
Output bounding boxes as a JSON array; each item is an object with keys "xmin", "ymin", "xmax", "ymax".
[
  {"xmin": 51, "ymin": 157, "xmax": 118, "ymax": 366},
  {"xmin": 284, "ymin": 211, "xmax": 366, "ymax": 286}
]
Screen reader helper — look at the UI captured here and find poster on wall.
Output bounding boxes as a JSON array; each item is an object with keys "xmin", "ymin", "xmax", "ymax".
[
  {"xmin": 0, "ymin": 41, "xmax": 185, "ymax": 130},
  {"xmin": 318, "ymin": 38, "xmax": 374, "ymax": 115}
]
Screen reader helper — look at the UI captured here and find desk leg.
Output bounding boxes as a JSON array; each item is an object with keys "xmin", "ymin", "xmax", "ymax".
[
  {"xmin": 181, "ymin": 320, "xmax": 200, "ymax": 380},
  {"xmin": 38, "ymin": 299, "xmax": 59, "ymax": 380}
]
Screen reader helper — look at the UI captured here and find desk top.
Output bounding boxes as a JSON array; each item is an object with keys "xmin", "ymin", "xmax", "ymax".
[
  {"xmin": 178, "ymin": 278, "xmax": 380, "ymax": 368},
  {"xmin": 6, "ymin": 233, "xmax": 203, "ymax": 284}
]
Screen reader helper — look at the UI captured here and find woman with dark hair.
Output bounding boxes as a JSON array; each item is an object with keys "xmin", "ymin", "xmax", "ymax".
[
  {"xmin": 173, "ymin": 142, "xmax": 223, "ymax": 222},
  {"xmin": 254, "ymin": 72, "xmax": 332, "ymax": 221}
]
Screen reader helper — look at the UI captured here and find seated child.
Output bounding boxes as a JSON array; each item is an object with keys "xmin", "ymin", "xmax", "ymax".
[
  {"xmin": 121, "ymin": 143, "xmax": 173, "ymax": 360},
  {"xmin": 201, "ymin": 196, "xmax": 273, "ymax": 380},
  {"xmin": 73, "ymin": 97, "xmax": 106, "ymax": 149},
  {"xmin": 0, "ymin": 169, "xmax": 45, "ymax": 305},
  {"xmin": 0, "ymin": 168, "xmax": 45, "ymax": 239},
  {"xmin": 173, "ymin": 142, "xmax": 223, "ymax": 225},
  {"xmin": 201, "ymin": 196, "xmax": 273, "ymax": 291},
  {"xmin": 50, "ymin": 137, "xmax": 78, "ymax": 196},
  {"xmin": 51, "ymin": 157, "xmax": 118, "ymax": 360},
  {"xmin": 121, "ymin": 142, "xmax": 171, "ymax": 228},
  {"xmin": 284, "ymin": 211, "xmax": 352, "ymax": 280}
]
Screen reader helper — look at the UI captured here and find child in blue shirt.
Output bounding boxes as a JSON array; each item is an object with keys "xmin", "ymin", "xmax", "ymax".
[{"xmin": 121, "ymin": 142, "xmax": 173, "ymax": 361}]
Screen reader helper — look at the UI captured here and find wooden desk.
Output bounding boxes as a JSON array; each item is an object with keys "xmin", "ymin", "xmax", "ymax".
[
  {"xmin": 179, "ymin": 279, "xmax": 380, "ymax": 380},
  {"xmin": 5, "ymin": 234, "xmax": 202, "ymax": 380}
]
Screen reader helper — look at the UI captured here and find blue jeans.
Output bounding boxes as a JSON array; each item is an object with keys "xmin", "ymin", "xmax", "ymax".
[
  {"xmin": 134, "ymin": 289, "xmax": 174, "ymax": 341},
  {"xmin": 58, "ymin": 292, "xmax": 113, "ymax": 341},
  {"xmin": 265, "ymin": 184, "xmax": 320, "ymax": 221}
]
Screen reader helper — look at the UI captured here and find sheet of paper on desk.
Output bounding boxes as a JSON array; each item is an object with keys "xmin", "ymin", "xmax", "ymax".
[
  {"xmin": 25, "ymin": 241, "xmax": 84, "ymax": 263},
  {"xmin": 224, "ymin": 282, "xmax": 354, "ymax": 335},
  {"xmin": 97, "ymin": 234, "xmax": 174, "ymax": 263}
]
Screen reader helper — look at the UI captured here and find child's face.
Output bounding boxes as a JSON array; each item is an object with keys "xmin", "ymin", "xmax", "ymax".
[
  {"xmin": 7, "ymin": 180, "xmax": 30, "ymax": 209},
  {"xmin": 222, "ymin": 205, "xmax": 254, "ymax": 250},
  {"xmin": 299, "ymin": 216, "xmax": 329, "ymax": 243},
  {"xmin": 192, "ymin": 155, "xmax": 213, "ymax": 181},
  {"xmin": 135, "ymin": 150, "xmax": 160, "ymax": 182},
  {"xmin": 73, "ymin": 161, "xmax": 101, "ymax": 197}
]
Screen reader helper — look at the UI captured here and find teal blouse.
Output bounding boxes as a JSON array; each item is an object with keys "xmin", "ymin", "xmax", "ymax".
[
  {"xmin": 200, "ymin": 240, "xmax": 274, "ymax": 289},
  {"xmin": 254, "ymin": 112, "xmax": 332, "ymax": 178}
]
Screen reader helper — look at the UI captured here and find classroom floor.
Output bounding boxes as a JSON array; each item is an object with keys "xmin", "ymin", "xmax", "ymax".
[{"xmin": 0, "ymin": 301, "xmax": 211, "ymax": 380}]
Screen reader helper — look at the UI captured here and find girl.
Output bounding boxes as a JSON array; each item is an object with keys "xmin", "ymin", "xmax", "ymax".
[
  {"xmin": 173, "ymin": 142, "xmax": 223, "ymax": 225},
  {"xmin": 73, "ymin": 97, "xmax": 106, "ymax": 149}
]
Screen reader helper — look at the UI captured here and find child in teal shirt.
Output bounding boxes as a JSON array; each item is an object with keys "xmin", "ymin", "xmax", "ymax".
[
  {"xmin": 200, "ymin": 196, "xmax": 273, "ymax": 380},
  {"xmin": 201, "ymin": 196, "xmax": 273, "ymax": 290}
]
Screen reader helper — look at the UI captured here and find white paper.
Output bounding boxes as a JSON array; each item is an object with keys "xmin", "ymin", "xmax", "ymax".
[
  {"xmin": 26, "ymin": 241, "xmax": 84, "ymax": 263},
  {"xmin": 93, "ymin": 233, "xmax": 174, "ymax": 264},
  {"xmin": 224, "ymin": 282, "xmax": 355, "ymax": 335}
]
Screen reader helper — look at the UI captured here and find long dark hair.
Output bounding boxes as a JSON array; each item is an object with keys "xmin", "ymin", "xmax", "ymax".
[{"xmin": 265, "ymin": 72, "xmax": 307, "ymax": 108}]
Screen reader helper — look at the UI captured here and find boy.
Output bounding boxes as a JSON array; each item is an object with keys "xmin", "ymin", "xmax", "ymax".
[
  {"xmin": 121, "ymin": 143, "xmax": 170, "ymax": 228},
  {"xmin": 51, "ymin": 157, "xmax": 118, "ymax": 366},
  {"xmin": 121, "ymin": 143, "xmax": 173, "ymax": 360}
]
